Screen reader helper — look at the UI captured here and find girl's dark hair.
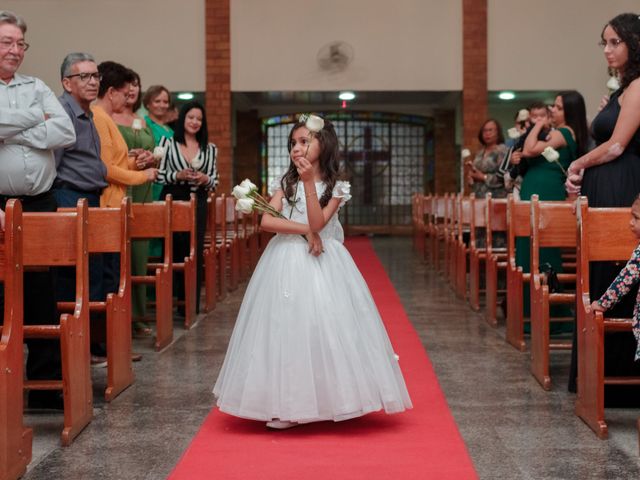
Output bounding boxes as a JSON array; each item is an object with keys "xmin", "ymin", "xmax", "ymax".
[
  {"xmin": 129, "ymin": 69, "xmax": 142, "ymax": 112},
  {"xmin": 603, "ymin": 13, "xmax": 640, "ymax": 90},
  {"xmin": 557, "ymin": 90, "xmax": 589, "ymax": 157},
  {"xmin": 477, "ymin": 119, "xmax": 505, "ymax": 146},
  {"xmin": 142, "ymin": 85, "xmax": 171, "ymax": 109},
  {"xmin": 97, "ymin": 61, "xmax": 135, "ymax": 98},
  {"xmin": 282, "ymin": 117, "xmax": 341, "ymax": 208},
  {"xmin": 173, "ymin": 101, "xmax": 208, "ymax": 151}
]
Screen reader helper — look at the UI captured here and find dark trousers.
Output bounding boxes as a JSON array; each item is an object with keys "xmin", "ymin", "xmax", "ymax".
[
  {"xmin": 160, "ymin": 185, "xmax": 207, "ymax": 313},
  {"xmin": 53, "ymin": 187, "xmax": 116, "ymax": 352},
  {"xmin": 0, "ymin": 191, "xmax": 61, "ymax": 381}
]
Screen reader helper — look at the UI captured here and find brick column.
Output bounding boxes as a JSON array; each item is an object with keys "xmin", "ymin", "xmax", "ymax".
[
  {"xmin": 234, "ymin": 110, "xmax": 261, "ymax": 188},
  {"xmin": 205, "ymin": 0, "xmax": 232, "ymax": 193},
  {"xmin": 462, "ymin": 0, "xmax": 488, "ymax": 194},
  {"xmin": 434, "ymin": 110, "xmax": 458, "ymax": 194}
]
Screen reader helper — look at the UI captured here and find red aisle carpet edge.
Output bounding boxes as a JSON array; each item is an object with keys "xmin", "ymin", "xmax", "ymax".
[{"xmin": 168, "ymin": 237, "xmax": 478, "ymax": 480}]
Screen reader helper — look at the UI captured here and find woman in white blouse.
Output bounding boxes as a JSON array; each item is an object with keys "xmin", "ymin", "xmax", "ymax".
[{"xmin": 157, "ymin": 101, "xmax": 219, "ymax": 314}]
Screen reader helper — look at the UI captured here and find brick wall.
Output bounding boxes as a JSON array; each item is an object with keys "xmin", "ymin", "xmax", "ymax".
[
  {"xmin": 462, "ymin": 0, "xmax": 487, "ymax": 194},
  {"xmin": 205, "ymin": 0, "xmax": 232, "ymax": 194},
  {"xmin": 234, "ymin": 110, "xmax": 262, "ymax": 189},
  {"xmin": 434, "ymin": 109, "xmax": 458, "ymax": 195}
]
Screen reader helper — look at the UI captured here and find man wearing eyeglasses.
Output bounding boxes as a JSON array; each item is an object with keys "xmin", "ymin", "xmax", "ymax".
[
  {"xmin": 53, "ymin": 53, "xmax": 111, "ymax": 367},
  {"xmin": 0, "ymin": 10, "xmax": 76, "ymax": 409}
]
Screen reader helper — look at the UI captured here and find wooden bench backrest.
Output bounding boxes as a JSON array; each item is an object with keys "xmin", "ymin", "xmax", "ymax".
[
  {"xmin": 130, "ymin": 197, "xmax": 172, "ymax": 240},
  {"xmin": 530, "ymin": 196, "xmax": 576, "ymax": 248},
  {"xmin": 486, "ymin": 196, "xmax": 507, "ymax": 251},
  {"xmin": 577, "ymin": 198, "xmax": 636, "ymax": 281},
  {"xmin": 23, "ymin": 200, "xmax": 88, "ymax": 268},
  {"xmin": 457, "ymin": 196, "xmax": 472, "ymax": 240},
  {"xmin": 469, "ymin": 195, "xmax": 486, "ymax": 247},
  {"xmin": 434, "ymin": 195, "xmax": 446, "ymax": 221},
  {"xmin": 507, "ymin": 195, "xmax": 530, "ymax": 262},
  {"xmin": 172, "ymin": 195, "xmax": 196, "ymax": 234}
]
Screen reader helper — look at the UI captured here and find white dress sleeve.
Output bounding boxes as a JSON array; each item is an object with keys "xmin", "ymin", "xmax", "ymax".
[
  {"xmin": 268, "ymin": 175, "xmax": 284, "ymax": 196},
  {"xmin": 332, "ymin": 181, "xmax": 352, "ymax": 207}
]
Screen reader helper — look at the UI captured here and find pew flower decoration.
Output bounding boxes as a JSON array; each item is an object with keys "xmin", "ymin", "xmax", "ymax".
[
  {"xmin": 542, "ymin": 146, "xmax": 567, "ymax": 175},
  {"xmin": 232, "ymin": 178, "xmax": 284, "ymax": 218},
  {"xmin": 461, "ymin": 148, "xmax": 471, "ymax": 159}
]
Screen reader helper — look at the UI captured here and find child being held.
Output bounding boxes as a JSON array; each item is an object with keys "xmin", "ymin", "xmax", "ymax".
[{"xmin": 590, "ymin": 195, "xmax": 640, "ymax": 360}]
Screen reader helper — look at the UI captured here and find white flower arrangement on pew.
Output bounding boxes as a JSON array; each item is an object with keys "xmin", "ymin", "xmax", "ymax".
[{"xmin": 542, "ymin": 146, "xmax": 567, "ymax": 176}]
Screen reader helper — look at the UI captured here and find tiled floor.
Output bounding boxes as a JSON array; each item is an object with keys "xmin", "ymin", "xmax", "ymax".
[{"xmin": 21, "ymin": 236, "xmax": 640, "ymax": 479}]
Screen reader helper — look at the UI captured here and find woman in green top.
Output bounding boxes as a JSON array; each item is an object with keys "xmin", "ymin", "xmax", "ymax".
[
  {"xmin": 141, "ymin": 85, "xmax": 174, "ymax": 261},
  {"xmin": 514, "ymin": 91, "xmax": 589, "ymax": 322},
  {"xmin": 112, "ymin": 72, "xmax": 158, "ymax": 328}
]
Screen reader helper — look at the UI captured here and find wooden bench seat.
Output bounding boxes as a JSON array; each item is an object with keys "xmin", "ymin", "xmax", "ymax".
[
  {"xmin": 130, "ymin": 198, "xmax": 173, "ymax": 351},
  {"xmin": 529, "ymin": 196, "xmax": 576, "ymax": 390},
  {"xmin": 454, "ymin": 196, "xmax": 472, "ymax": 299},
  {"xmin": 575, "ymin": 197, "xmax": 639, "ymax": 438},
  {"xmin": 58, "ymin": 199, "xmax": 134, "ymax": 401},
  {"xmin": 505, "ymin": 196, "xmax": 531, "ymax": 351},
  {"xmin": 485, "ymin": 195, "xmax": 508, "ymax": 327},
  {"xmin": 22, "ymin": 200, "xmax": 92, "ymax": 446},
  {"xmin": 469, "ymin": 196, "xmax": 488, "ymax": 311}
]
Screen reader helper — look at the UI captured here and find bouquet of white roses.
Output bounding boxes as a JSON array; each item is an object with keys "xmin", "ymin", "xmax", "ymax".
[{"xmin": 232, "ymin": 178, "xmax": 283, "ymax": 218}]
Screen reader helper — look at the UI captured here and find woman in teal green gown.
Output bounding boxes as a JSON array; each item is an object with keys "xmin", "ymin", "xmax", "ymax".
[{"xmin": 514, "ymin": 91, "xmax": 589, "ymax": 326}]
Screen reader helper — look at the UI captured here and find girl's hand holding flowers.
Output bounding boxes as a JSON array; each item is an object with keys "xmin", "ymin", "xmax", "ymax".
[{"xmin": 306, "ymin": 231, "xmax": 324, "ymax": 257}]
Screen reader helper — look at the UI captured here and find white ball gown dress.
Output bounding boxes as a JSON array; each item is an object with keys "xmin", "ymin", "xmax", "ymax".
[{"xmin": 213, "ymin": 180, "xmax": 412, "ymax": 423}]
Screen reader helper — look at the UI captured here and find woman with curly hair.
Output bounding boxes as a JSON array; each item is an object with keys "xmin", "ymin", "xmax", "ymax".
[{"xmin": 567, "ymin": 13, "xmax": 640, "ymax": 401}]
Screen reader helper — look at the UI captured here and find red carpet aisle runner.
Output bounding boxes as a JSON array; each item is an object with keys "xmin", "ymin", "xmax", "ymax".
[{"xmin": 168, "ymin": 237, "xmax": 477, "ymax": 480}]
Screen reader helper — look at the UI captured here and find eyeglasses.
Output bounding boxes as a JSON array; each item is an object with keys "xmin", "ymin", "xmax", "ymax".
[
  {"xmin": 0, "ymin": 39, "xmax": 29, "ymax": 51},
  {"xmin": 598, "ymin": 38, "xmax": 624, "ymax": 49},
  {"xmin": 65, "ymin": 72, "xmax": 102, "ymax": 83}
]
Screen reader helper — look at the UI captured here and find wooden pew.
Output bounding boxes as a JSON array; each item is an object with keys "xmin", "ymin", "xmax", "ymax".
[
  {"xmin": 529, "ymin": 195, "xmax": 576, "ymax": 390},
  {"xmin": 443, "ymin": 194, "xmax": 455, "ymax": 280},
  {"xmin": 421, "ymin": 194, "xmax": 433, "ymax": 263},
  {"xmin": 22, "ymin": 200, "xmax": 92, "ymax": 446},
  {"xmin": 505, "ymin": 196, "xmax": 531, "ymax": 351},
  {"xmin": 58, "ymin": 198, "xmax": 134, "ymax": 401},
  {"xmin": 430, "ymin": 195, "xmax": 446, "ymax": 272},
  {"xmin": 203, "ymin": 194, "xmax": 219, "ymax": 312},
  {"xmin": 575, "ymin": 197, "xmax": 638, "ymax": 439},
  {"xmin": 454, "ymin": 196, "xmax": 472, "ymax": 299},
  {"xmin": 485, "ymin": 196, "xmax": 508, "ymax": 327},
  {"xmin": 130, "ymin": 198, "xmax": 173, "ymax": 351},
  {"xmin": 149, "ymin": 196, "xmax": 197, "ymax": 329},
  {"xmin": 412, "ymin": 193, "xmax": 424, "ymax": 255},
  {"xmin": 0, "ymin": 200, "xmax": 32, "ymax": 480},
  {"xmin": 468, "ymin": 196, "xmax": 488, "ymax": 311},
  {"xmin": 445, "ymin": 194, "xmax": 459, "ymax": 287},
  {"xmin": 225, "ymin": 197, "xmax": 241, "ymax": 291}
]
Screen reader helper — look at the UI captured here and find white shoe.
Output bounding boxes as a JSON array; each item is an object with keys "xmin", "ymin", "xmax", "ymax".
[{"xmin": 266, "ymin": 420, "xmax": 298, "ymax": 429}]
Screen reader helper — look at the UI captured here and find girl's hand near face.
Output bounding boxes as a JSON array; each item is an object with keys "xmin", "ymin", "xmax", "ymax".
[{"xmin": 294, "ymin": 156, "xmax": 315, "ymax": 182}]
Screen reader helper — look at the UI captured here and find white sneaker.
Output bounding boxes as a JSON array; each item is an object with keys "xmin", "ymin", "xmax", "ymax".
[{"xmin": 266, "ymin": 420, "xmax": 298, "ymax": 429}]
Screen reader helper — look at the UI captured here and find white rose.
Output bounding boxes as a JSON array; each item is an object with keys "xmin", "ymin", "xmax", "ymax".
[
  {"xmin": 606, "ymin": 75, "xmax": 620, "ymax": 92},
  {"xmin": 507, "ymin": 127, "xmax": 521, "ymax": 140},
  {"xmin": 461, "ymin": 148, "xmax": 471, "ymax": 159},
  {"xmin": 240, "ymin": 178, "xmax": 257, "ymax": 192},
  {"xmin": 232, "ymin": 184, "xmax": 251, "ymax": 200},
  {"xmin": 516, "ymin": 109, "xmax": 529, "ymax": 122},
  {"xmin": 191, "ymin": 156, "xmax": 204, "ymax": 170},
  {"xmin": 132, "ymin": 118, "xmax": 143, "ymax": 131},
  {"xmin": 153, "ymin": 146, "xmax": 166, "ymax": 161},
  {"xmin": 235, "ymin": 198, "xmax": 254, "ymax": 214},
  {"xmin": 542, "ymin": 146, "xmax": 560, "ymax": 162},
  {"xmin": 305, "ymin": 114, "xmax": 325, "ymax": 133}
]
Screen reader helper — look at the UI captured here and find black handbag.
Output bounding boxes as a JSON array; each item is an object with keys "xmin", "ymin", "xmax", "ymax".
[{"xmin": 540, "ymin": 262, "xmax": 561, "ymax": 293}]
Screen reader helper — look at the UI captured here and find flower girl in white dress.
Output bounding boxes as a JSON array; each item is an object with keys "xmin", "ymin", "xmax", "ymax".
[{"xmin": 213, "ymin": 115, "xmax": 412, "ymax": 429}]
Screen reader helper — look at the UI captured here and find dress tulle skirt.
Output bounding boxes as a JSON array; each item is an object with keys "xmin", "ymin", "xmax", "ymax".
[{"xmin": 213, "ymin": 234, "xmax": 412, "ymax": 422}]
